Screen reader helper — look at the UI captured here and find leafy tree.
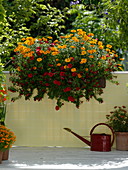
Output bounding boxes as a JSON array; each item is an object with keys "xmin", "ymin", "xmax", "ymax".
[{"xmin": 0, "ymin": 0, "xmax": 66, "ymax": 66}]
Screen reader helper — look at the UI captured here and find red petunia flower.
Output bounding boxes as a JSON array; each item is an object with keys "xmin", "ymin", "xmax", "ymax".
[
  {"xmin": 53, "ymin": 80, "xmax": 61, "ymax": 86},
  {"xmin": 55, "ymin": 106, "xmax": 60, "ymax": 111},
  {"xmin": 28, "ymin": 74, "xmax": 33, "ymax": 78},
  {"xmin": 63, "ymin": 87, "xmax": 71, "ymax": 92},
  {"xmin": 60, "ymin": 72, "xmax": 66, "ymax": 76},
  {"xmin": 48, "ymin": 72, "xmax": 54, "ymax": 77},
  {"xmin": 68, "ymin": 96, "xmax": 75, "ymax": 102}
]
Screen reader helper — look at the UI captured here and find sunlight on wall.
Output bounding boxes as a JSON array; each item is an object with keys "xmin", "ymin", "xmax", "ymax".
[{"xmin": 5, "ymin": 72, "xmax": 128, "ymax": 147}]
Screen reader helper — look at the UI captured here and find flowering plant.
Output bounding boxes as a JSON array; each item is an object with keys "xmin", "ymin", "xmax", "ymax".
[
  {"xmin": 0, "ymin": 125, "xmax": 16, "ymax": 151},
  {"xmin": 106, "ymin": 106, "xmax": 128, "ymax": 132},
  {"xmin": 0, "ymin": 61, "xmax": 7, "ymax": 124},
  {"xmin": 9, "ymin": 29, "xmax": 122, "ymax": 110}
]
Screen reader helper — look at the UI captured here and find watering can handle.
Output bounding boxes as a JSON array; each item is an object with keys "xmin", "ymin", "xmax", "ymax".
[{"xmin": 90, "ymin": 123, "xmax": 114, "ymax": 147}]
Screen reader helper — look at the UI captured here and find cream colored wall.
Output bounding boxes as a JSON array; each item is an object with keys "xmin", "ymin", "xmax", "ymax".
[{"xmin": 5, "ymin": 72, "xmax": 128, "ymax": 147}]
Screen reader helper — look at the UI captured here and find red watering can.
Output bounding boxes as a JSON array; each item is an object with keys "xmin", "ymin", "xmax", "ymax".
[{"xmin": 64, "ymin": 123, "xmax": 114, "ymax": 152}]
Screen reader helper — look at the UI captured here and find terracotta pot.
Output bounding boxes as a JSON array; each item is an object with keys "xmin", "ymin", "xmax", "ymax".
[
  {"xmin": 0, "ymin": 151, "xmax": 3, "ymax": 164},
  {"xmin": 115, "ymin": 132, "xmax": 128, "ymax": 151},
  {"xmin": 2, "ymin": 150, "xmax": 9, "ymax": 160}
]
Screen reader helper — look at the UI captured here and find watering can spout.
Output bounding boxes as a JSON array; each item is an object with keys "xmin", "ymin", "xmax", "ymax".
[{"xmin": 64, "ymin": 128, "xmax": 91, "ymax": 146}]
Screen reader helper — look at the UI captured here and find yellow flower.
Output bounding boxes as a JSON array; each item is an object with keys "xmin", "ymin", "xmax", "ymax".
[
  {"xmin": 77, "ymin": 29, "xmax": 83, "ymax": 32},
  {"xmin": 70, "ymin": 46, "xmax": 76, "ymax": 48},
  {"xmin": 106, "ymin": 44, "xmax": 112, "ymax": 48},
  {"xmin": 106, "ymin": 48, "xmax": 110, "ymax": 52},
  {"xmin": 71, "ymin": 68, "xmax": 76, "ymax": 72},
  {"xmin": 37, "ymin": 58, "xmax": 42, "ymax": 62},
  {"xmin": 98, "ymin": 41, "xmax": 103, "ymax": 46},
  {"xmin": 54, "ymin": 40, "xmax": 59, "ymax": 43},
  {"xmin": 118, "ymin": 67, "xmax": 123, "ymax": 71},
  {"xmin": 52, "ymin": 52, "xmax": 59, "ymax": 55},
  {"xmin": 72, "ymin": 36, "xmax": 79, "ymax": 42},
  {"xmin": 65, "ymin": 58, "xmax": 71, "ymax": 62},
  {"xmin": 47, "ymin": 36, "xmax": 53, "ymax": 39},
  {"xmin": 58, "ymin": 45, "xmax": 67, "ymax": 49},
  {"xmin": 99, "ymin": 45, "xmax": 104, "ymax": 50},
  {"xmin": 81, "ymin": 51, "xmax": 87, "ymax": 55},
  {"xmin": 85, "ymin": 68, "xmax": 88, "ymax": 71},
  {"xmin": 87, "ymin": 33, "xmax": 94, "ymax": 36},
  {"xmin": 50, "ymin": 47, "xmax": 58, "ymax": 51},
  {"xmin": 80, "ymin": 58, "xmax": 87, "ymax": 64},
  {"xmin": 71, "ymin": 30, "xmax": 76, "ymax": 32}
]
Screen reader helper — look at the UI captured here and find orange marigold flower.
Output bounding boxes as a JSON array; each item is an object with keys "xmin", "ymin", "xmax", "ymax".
[
  {"xmin": 47, "ymin": 36, "xmax": 53, "ymax": 39},
  {"xmin": 99, "ymin": 46, "xmax": 104, "ymax": 50},
  {"xmin": 65, "ymin": 58, "xmax": 71, "ymax": 62},
  {"xmin": 52, "ymin": 52, "xmax": 59, "ymax": 55},
  {"xmin": 77, "ymin": 74, "xmax": 82, "ymax": 78},
  {"xmin": 114, "ymin": 54, "xmax": 118, "ymax": 57},
  {"xmin": 89, "ymin": 55, "xmax": 94, "ymax": 58},
  {"xmin": 101, "ymin": 56, "xmax": 106, "ymax": 60},
  {"xmin": 87, "ymin": 33, "xmax": 94, "ymax": 36},
  {"xmin": 70, "ymin": 30, "xmax": 76, "ymax": 32},
  {"xmin": 106, "ymin": 48, "xmax": 110, "ymax": 52},
  {"xmin": 33, "ymin": 67, "xmax": 37, "ymax": 70},
  {"xmin": 98, "ymin": 41, "xmax": 103, "ymax": 46},
  {"xmin": 72, "ymin": 37, "xmax": 79, "ymax": 42},
  {"xmin": 81, "ymin": 47, "xmax": 85, "ymax": 50},
  {"xmin": 37, "ymin": 58, "xmax": 42, "ymax": 62},
  {"xmin": 81, "ymin": 51, "xmax": 87, "ymax": 55},
  {"xmin": 71, "ymin": 68, "xmax": 76, "ymax": 72},
  {"xmin": 70, "ymin": 46, "xmax": 76, "ymax": 48},
  {"xmin": 119, "ymin": 58, "xmax": 124, "ymax": 61},
  {"xmin": 56, "ymin": 63, "xmax": 61, "ymax": 66},
  {"xmin": 106, "ymin": 44, "xmax": 112, "ymax": 48},
  {"xmin": 80, "ymin": 58, "xmax": 87, "ymax": 64}
]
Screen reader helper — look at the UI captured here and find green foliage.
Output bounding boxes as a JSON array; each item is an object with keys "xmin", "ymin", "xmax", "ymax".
[
  {"xmin": 101, "ymin": 0, "xmax": 128, "ymax": 53},
  {"xmin": 106, "ymin": 106, "xmax": 128, "ymax": 132},
  {"xmin": 0, "ymin": 0, "xmax": 6, "ymax": 32},
  {"xmin": 0, "ymin": 0, "xmax": 66, "ymax": 66}
]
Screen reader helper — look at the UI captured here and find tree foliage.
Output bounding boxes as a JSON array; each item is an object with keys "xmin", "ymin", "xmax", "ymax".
[
  {"xmin": 0, "ymin": 0, "xmax": 127, "ymax": 69},
  {"xmin": 0, "ymin": 0, "xmax": 66, "ymax": 65}
]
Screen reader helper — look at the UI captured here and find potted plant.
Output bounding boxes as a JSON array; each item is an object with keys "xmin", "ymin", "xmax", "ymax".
[
  {"xmin": 106, "ymin": 106, "xmax": 128, "ymax": 150},
  {"xmin": 0, "ymin": 125, "xmax": 16, "ymax": 163},
  {"xmin": 0, "ymin": 59, "xmax": 7, "ymax": 125},
  {"xmin": 9, "ymin": 29, "xmax": 122, "ymax": 110}
]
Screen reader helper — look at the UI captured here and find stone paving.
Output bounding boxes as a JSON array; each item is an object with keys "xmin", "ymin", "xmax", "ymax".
[{"xmin": 0, "ymin": 146, "xmax": 128, "ymax": 170}]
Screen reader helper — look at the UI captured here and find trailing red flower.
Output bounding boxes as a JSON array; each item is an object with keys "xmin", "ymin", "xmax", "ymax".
[
  {"xmin": 63, "ymin": 87, "xmax": 72, "ymax": 92},
  {"xmin": 53, "ymin": 80, "xmax": 61, "ymax": 86},
  {"xmin": 28, "ymin": 74, "xmax": 33, "ymax": 78},
  {"xmin": 68, "ymin": 96, "xmax": 75, "ymax": 102}
]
